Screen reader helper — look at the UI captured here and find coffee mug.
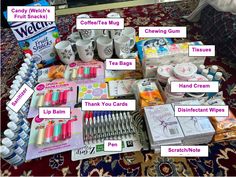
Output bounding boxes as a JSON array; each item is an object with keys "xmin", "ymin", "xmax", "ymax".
[
  {"xmin": 72, "ymin": 14, "xmax": 95, "ymax": 40},
  {"xmin": 96, "ymin": 36, "xmax": 113, "ymax": 60},
  {"xmin": 55, "ymin": 40, "xmax": 75, "ymax": 64},
  {"xmin": 76, "ymin": 39, "xmax": 95, "ymax": 62},
  {"xmin": 114, "ymin": 35, "xmax": 135, "ymax": 58},
  {"xmin": 122, "ymin": 27, "xmax": 136, "ymax": 48},
  {"xmin": 105, "ymin": 12, "xmax": 122, "ymax": 39}
]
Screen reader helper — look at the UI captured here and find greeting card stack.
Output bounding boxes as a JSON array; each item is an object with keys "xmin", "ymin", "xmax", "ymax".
[
  {"xmin": 172, "ymin": 100, "xmax": 215, "ymax": 145},
  {"xmin": 144, "ymin": 104, "xmax": 184, "ymax": 152}
]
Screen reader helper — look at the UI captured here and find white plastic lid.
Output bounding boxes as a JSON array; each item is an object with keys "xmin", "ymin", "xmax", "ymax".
[
  {"xmin": 198, "ymin": 65, "xmax": 205, "ymax": 70},
  {"xmin": 0, "ymin": 146, "xmax": 10, "ymax": 155},
  {"xmin": 201, "ymin": 69, "xmax": 209, "ymax": 76},
  {"xmin": 10, "ymin": 84, "xmax": 19, "ymax": 91},
  {"xmin": 22, "ymin": 63, "xmax": 29, "ymax": 68},
  {"xmin": 207, "ymin": 75, "xmax": 213, "ymax": 81},
  {"xmin": 20, "ymin": 67, "xmax": 28, "ymax": 74},
  {"xmin": 210, "ymin": 65, "xmax": 218, "ymax": 73},
  {"xmin": 12, "ymin": 80, "xmax": 20, "ymax": 87},
  {"xmin": 18, "ymin": 71, "xmax": 26, "ymax": 78},
  {"xmin": 15, "ymin": 75, "xmax": 23, "ymax": 83},
  {"xmin": 4, "ymin": 129, "xmax": 15, "ymax": 138},
  {"xmin": 7, "ymin": 122, "xmax": 18, "ymax": 131},
  {"xmin": 10, "ymin": 89, "xmax": 17, "ymax": 96},
  {"xmin": 2, "ymin": 138, "xmax": 13, "ymax": 147},
  {"xmin": 25, "ymin": 53, "xmax": 32, "ymax": 58},
  {"xmin": 9, "ymin": 114, "xmax": 19, "ymax": 122},
  {"xmin": 215, "ymin": 72, "xmax": 223, "ymax": 80}
]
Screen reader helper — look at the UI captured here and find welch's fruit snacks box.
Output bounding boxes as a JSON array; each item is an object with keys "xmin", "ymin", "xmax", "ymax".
[{"xmin": 4, "ymin": 0, "xmax": 60, "ymax": 67}]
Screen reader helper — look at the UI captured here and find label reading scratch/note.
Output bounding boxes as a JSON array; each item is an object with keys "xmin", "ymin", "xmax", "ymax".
[
  {"xmin": 106, "ymin": 59, "xmax": 136, "ymax": 70},
  {"xmin": 39, "ymin": 107, "xmax": 71, "ymax": 119},
  {"xmin": 82, "ymin": 100, "xmax": 136, "ymax": 111},
  {"xmin": 7, "ymin": 84, "xmax": 34, "ymax": 113},
  {"xmin": 189, "ymin": 45, "xmax": 215, "ymax": 56},
  {"xmin": 7, "ymin": 6, "xmax": 55, "ymax": 22},
  {"xmin": 139, "ymin": 27, "xmax": 187, "ymax": 38},
  {"xmin": 161, "ymin": 146, "xmax": 208, "ymax": 157}
]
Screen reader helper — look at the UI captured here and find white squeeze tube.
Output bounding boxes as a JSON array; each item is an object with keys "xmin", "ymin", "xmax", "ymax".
[{"xmin": 7, "ymin": 122, "xmax": 29, "ymax": 139}]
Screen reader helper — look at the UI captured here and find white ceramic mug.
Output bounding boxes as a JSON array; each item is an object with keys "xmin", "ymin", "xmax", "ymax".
[
  {"xmin": 55, "ymin": 40, "xmax": 75, "ymax": 64},
  {"xmin": 114, "ymin": 35, "xmax": 135, "ymax": 58},
  {"xmin": 76, "ymin": 39, "xmax": 95, "ymax": 62},
  {"xmin": 104, "ymin": 12, "xmax": 122, "ymax": 39},
  {"xmin": 122, "ymin": 27, "xmax": 136, "ymax": 48},
  {"xmin": 72, "ymin": 14, "xmax": 95, "ymax": 40},
  {"xmin": 96, "ymin": 36, "xmax": 113, "ymax": 60}
]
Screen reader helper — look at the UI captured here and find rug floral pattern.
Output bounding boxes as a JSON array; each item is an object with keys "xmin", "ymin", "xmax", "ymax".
[{"xmin": 1, "ymin": 2, "xmax": 236, "ymax": 176}]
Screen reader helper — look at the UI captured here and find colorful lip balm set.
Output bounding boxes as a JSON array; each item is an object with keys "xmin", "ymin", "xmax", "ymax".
[
  {"xmin": 26, "ymin": 108, "xmax": 83, "ymax": 160},
  {"xmin": 27, "ymin": 80, "xmax": 77, "ymax": 118},
  {"xmin": 64, "ymin": 60, "xmax": 105, "ymax": 84}
]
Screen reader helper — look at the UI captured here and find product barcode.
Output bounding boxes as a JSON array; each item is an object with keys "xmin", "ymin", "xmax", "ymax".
[{"xmin": 169, "ymin": 128, "xmax": 179, "ymax": 135}]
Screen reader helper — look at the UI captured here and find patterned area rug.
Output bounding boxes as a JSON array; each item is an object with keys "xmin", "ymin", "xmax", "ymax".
[{"xmin": 1, "ymin": 2, "xmax": 236, "ymax": 176}]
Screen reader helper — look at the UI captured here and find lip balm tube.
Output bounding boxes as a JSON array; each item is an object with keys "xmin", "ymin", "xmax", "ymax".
[
  {"xmin": 62, "ymin": 90, "xmax": 69, "ymax": 104},
  {"xmin": 66, "ymin": 120, "xmax": 72, "ymax": 139},
  {"xmin": 53, "ymin": 124, "xmax": 61, "ymax": 142},
  {"xmin": 86, "ymin": 67, "xmax": 90, "ymax": 78},
  {"xmin": 71, "ymin": 68, "xmax": 77, "ymax": 80},
  {"xmin": 78, "ymin": 67, "xmax": 84, "ymax": 79},
  {"xmin": 44, "ymin": 90, "xmax": 52, "ymax": 106},
  {"xmin": 37, "ymin": 94, "xmax": 45, "ymax": 107},
  {"xmin": 51, "ymin": 90, "xmax": 59, "ymax": 106},
  {"xmin": 83, "ymin": 67, "xmax": 89, "ymax": 79},
  {"xmin": 61, "ymin": 123, "xmax": 67, "ymax": 140},
  {"xmin": 59, "ymin": 91, "xmax": 64, "ymax": 105},
  {"xmin": 93, "ymin": 67, "xmax": 97, "ymax": 78},
  {"xmin": 44, "ymin": 124, "xmax": 54, "ymax": 143},
  {"xmin": 36, "ymin": 128, "xmax": 45, "ymax": 146}
]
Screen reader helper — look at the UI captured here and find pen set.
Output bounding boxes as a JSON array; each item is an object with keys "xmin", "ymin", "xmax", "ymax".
[
  {"xmin": 36, "ymin": 120, "xmax": 72, "ymax": 146},
  {"xmin": 36, "ymin": 88, "xmax": 72, "ymax": 107},
  {"xmin": 83, "ymin": 111, "xmax": 135, "ymax": 143},
  {"xmin": 70, "ymin": 67, "xmax": 97, "ymax": 80}
]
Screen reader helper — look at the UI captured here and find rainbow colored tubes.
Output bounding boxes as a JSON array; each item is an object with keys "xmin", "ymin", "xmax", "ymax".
[
  {"xmin": 61, "ymin": 123, "xmax": 67, "ymax": 140},
  {"xmin": 62, "ymin": 90, "xmax": 69, "ymax": 104},
  {"xmin": 78, "ymin": 67, "xmax": 84, "ymax": 78},
  {"xmin": 44, "ymin": 90, "xmax": 52, "ymax": 106},
  {"xmin": 51, "ymin": 90, "xmax": 59, "ymax": 106},
  {"xmin": 36, "ymin": 127, "xmax": 45, "ymax": 146},
  {"xmin": 37, "ymin": 94, "xmax": 45, "ymax": 107},
  {"xmin": 53, "ymin": 123, "xmax": 61, "ymax": 142},
  {"xmin": 59, "ymin": 91, "xmax": 64, "ymax": 105},
  {"xmin": 44, "ymin": 124, "xmax": 53, "ymax": 144},
  {"xmin": 66, "ymin": 120, "xmax": 72, "ymax": 139}
]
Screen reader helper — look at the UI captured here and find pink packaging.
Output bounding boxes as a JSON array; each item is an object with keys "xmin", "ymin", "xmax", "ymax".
[
  {"xmin": 27, "ymin": 80, "xmax": 77, "ymax": 118},
  {"xmin": 64, "ymin": 60, "xmax": 105, "ymax": 84}
]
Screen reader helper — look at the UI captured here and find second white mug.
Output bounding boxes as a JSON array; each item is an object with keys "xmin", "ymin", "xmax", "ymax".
[{"xmin": 76, "ymin": 39, "xmax": 95, "ymax": 62}]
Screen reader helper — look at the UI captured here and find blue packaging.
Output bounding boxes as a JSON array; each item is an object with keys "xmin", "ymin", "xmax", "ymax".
[{"xmin": 4, "ymin": 0, "xmax": 60, "ymax": 67}]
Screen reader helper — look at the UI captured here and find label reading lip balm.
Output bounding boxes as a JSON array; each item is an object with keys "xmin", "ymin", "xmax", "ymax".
[
  {"xmin": 7, "ymin": 84, "xmax": 34, "ymax": 113},
  {"xmin": 189, "ymin": 45, "xmax": 215, "ymax": 56},
  {"xmin": 139, "ymin": 27, "xmax": 187, "ymax": 38},
  {"xmin": 76, "ymin": 18, "xmax": 124, "ymax": 29},
  {"xmin": 39, "ymin": 107, "xmax": 71, "ymax": 119},
  {"xmin": 106, "ymin": 59, "xmax": 136, "ymax": 70}
]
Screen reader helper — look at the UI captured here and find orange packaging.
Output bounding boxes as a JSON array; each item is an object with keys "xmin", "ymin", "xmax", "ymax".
[{"xmin": 137, "ymin": 80, "xmax": 164, "ymax": 108}]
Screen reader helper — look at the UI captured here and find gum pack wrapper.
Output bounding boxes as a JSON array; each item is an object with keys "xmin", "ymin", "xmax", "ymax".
[
  {"xmin": 136, "ymin": 38, "xmax": 173, "ymax": 63},
  {"xmin": 3, "ymin": 0, "xmax": 60, "ymax": 67}
]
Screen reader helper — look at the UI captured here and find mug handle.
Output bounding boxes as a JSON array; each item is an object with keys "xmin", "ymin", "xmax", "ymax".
[
  {"xmin": 129, "ymin": 38, "xmax": 135, "ymax": 49},
  {"xmin": 71, "ymin": 25, "xmax": 77, "ymax": 33},
  {"xmin": 69, "ymin": 41, "xmax": 78, "ymax": 54},
  {"xmin": 91, "ymin": 40, "xmax": 96, "ymax": 50}
]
